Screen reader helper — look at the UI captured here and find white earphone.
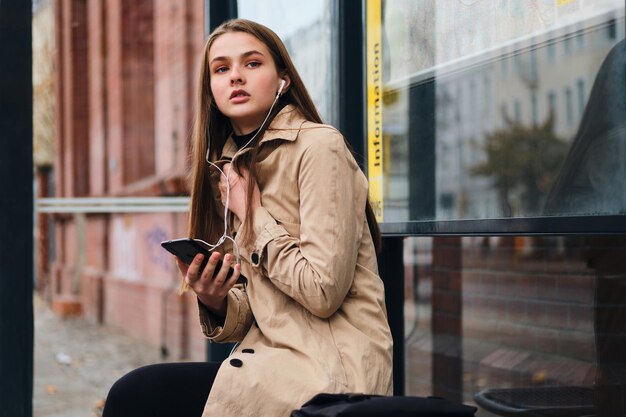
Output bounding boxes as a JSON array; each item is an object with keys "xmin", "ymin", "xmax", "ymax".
[{"xmin": 277, "ymin": 79, "xmax": 286, "ymax": 97}]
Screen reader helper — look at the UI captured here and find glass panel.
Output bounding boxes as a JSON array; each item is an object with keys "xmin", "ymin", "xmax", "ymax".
[
  {"xmin": 236, "ymin": 0, "xmax": 338, "ymax": 125},
  {"xmin": 378, "ymin": 1, "xmax": 625, "ymax": 222},
  {"xmin": 403, "ymin": 234, "xmax": 626, "ymax": 415}
]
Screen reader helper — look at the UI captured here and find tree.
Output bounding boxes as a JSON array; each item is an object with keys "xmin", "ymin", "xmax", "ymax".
[{"xmin": 471, "ymin": 109, "xmax": 569, "ymax": 216}]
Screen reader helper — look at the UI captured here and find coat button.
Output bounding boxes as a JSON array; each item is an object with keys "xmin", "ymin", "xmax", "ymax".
[
  {"xmin": 229, "ymin": 358, "xmax": 243, "ymax": 368},
  {"xmin": 251, "ymin": 251, "xmax": 260, "ymax": 266},
  {"xmin": 242, "ymin": 348, "xmax": 255, "ymax": 354}
]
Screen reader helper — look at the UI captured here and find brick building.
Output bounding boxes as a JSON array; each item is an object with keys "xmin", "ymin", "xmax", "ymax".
[{"xmin": 50, "ymin": 0, "xmax": 208, "ymax": 360}]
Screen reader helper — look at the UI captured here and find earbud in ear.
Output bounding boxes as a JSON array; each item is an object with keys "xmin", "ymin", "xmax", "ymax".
[{"xmin": 277, "ymin": 79, "xmax": 286, "ymax": 97}]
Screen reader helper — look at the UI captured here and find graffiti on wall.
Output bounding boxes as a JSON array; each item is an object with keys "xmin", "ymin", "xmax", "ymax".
[
  {"xmin": 111, "ymin": 215, "xmax": 138, "ymax": 281},
  {"xmin": 145, "ymin": 226, "xmax": 175, "ymax": 273}
]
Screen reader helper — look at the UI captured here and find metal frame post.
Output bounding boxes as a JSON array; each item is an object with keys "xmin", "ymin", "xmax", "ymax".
[
  {"xmin": 378, "ymin": 236, "xmax": 405, "ymax": 395},
  {"xmin": 0, "ymin": 0, "xmax": 34, "ymax": 415}
]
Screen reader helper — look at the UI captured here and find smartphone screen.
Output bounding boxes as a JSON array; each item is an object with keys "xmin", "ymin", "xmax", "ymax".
[
  {"xmin": 161, "ymin": 238, "xmax": 241, "ymax": 281},
  {"xmin": 161, "ymin": 238, "xmax": 211, "ymax": 267}
]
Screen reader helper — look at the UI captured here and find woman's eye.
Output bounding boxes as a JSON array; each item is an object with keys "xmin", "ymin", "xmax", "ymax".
[
  {"xmin": 247, "ymin": 61, "xmax": 260, "ymax": 68},
  {"xmin": 214, "ymin": 66, "xmax": 228, "ymax": 74}
]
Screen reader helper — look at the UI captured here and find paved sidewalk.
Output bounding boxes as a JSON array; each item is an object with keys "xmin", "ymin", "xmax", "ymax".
[{"xmin": 33, "ymin": 295, "xmax": 162, "ymax": 417}]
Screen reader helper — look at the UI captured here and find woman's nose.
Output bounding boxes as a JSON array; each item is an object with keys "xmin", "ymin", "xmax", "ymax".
[{"xmin": 230, "ymin": 66, "xmax": 244, "ymax": 85}]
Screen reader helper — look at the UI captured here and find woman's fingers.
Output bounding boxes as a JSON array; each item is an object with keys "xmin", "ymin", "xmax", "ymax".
[
  {"xmin": 222, "ymin": 163, "xmax": 244, "ymax": 187},
  {"xmin": 175, "ymin": 257, "xmax": 189, "ymax": 276},
  {"xmin": 183, "ymin": 251, "xmax": 240, "ymax": 301},
  {"xmin": 219, "ymin": 164, "xmax": 231, "ymax": 190},
  {"xmin": 212, "ymin": 253, "xmax": 235, "ymax": 286},
  {"xmin": 224, "ymin": 262, "xmax": 242, "ymax": 288},
  {"xmin": 198, "ymin": 251, "xmax": 221, "ymax": 281},
  {"xmin": 185, "ymin": 253, "xmax": 206, "ymax": 284}
]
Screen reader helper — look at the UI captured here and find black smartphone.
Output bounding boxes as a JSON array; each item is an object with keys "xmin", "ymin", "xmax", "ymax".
[{"xmin": 161, "ymin": 238, "xmax": 241, "ymax": 281}]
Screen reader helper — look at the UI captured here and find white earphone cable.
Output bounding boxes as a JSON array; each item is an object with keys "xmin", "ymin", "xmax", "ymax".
[{"xmin": 203, "ymin": 86, "xmax": 284, "ymax": 263}]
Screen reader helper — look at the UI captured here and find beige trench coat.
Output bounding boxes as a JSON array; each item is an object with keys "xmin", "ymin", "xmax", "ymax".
[{"xmin": 199, "ymin": 105, "xmax": 393, "ymax": 417}]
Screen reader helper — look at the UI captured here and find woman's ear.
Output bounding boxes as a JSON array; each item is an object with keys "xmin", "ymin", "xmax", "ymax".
[{"xmin": 277, "ymin": 74, "xmax": 291, "ymax": 96}]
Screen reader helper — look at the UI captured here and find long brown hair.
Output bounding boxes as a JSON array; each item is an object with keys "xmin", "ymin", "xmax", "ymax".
[{"xmin": 188, "ymin": 19, "xmax": 381, "ymax": 254}]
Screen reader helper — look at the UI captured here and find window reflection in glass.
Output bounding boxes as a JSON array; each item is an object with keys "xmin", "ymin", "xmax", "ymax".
[
  {"xmin": 403, "ymin": 235, "xmax": 626, "ymax": 413},
  {"xmin": 236, "ymin": 0, "xmax": 338, "ymax": 125},
  {"xmin": 379, "ymin": 2, "xmax": 625, "ymax": 222}
]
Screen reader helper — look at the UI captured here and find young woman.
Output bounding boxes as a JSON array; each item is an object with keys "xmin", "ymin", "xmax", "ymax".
[{"xmin": 103, "ymin": 19, "xmax": 392, "ymax": 417}]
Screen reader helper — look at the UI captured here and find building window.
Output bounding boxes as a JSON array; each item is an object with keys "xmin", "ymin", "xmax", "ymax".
[
  {"xmin": 439, "ymin": 193, "xmax": 454, "ymax": 210},
  {"xmin": 607, "ymin": 18, "xmax": 617, "ymax": 39},
  {"xmin": 577, "ymin": 79, "xmax": 586, "ymax": 118},
  {"xmin": 514, "ymin": 53, "xmax": 523, "ymax": 75},
  {"xmin": 565, "ymin": 87, "xmax": 573, "ymax": 126},
  {"xmin": 530, "ymin": 47, "xmax": 538, "ymax": 80},
  {"xmin": 514, "ymin": 99, "xmax": 522, "ymax": 123},
  {"xmin": 576, "ymin": 28, "xmax": 585, "ymax": 48},
  {"xmin": 547, "ymin": 90, "xmax": 557, "ymax": 120},
  {"xmin": 498, "ymin": 102, "xmax": 508, "ymax": 129},
  {"xmin": 546, "ymin": 41, "xmax": 556, "ymax": 63},
  {"xmin": 501, "ymin": 55, "xmax": 508, "ymax": 76},
  {"xmin": 563, "ymin": 34, "xmax": 572, "ymax": 56},
  {"xmin": 470, "ymin": 80, "xmax": 477, "ymax": 130},
  {"xmin": 531, "ymin": 92, "xmax": 538, "ymax": 126}
]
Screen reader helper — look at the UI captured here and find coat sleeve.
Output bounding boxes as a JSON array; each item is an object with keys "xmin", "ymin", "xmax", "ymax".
[
  {"xmin": 197, "ymin": 285, "xmax": 254, "ymax": 342},
  {"xmin": 235, "ymin": 130, "xmax": 367, "ymax": 318}
]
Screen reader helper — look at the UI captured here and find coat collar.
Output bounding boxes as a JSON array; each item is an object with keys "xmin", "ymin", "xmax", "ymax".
[{"xmin": 220, "ymin": 105, "xmax": 307, "ymax": 159}]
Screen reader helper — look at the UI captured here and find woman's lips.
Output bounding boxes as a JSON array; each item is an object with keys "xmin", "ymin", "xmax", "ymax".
[{"xmin": 230, "ymin": 89, "xmax": 250, "ymax": 103}]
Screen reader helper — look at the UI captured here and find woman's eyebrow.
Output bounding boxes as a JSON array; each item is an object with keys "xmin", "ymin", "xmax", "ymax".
[{"xmin": 210, "ymin": 50, "xmax": 265, "ymax": 65}]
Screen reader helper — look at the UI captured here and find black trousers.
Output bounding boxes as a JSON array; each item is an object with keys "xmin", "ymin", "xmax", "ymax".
[{"xmin": 102, "ymin": 362, "xmax": 221, "ymax": 417}]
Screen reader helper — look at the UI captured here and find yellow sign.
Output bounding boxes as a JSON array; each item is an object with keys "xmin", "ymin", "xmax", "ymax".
[{"xmin": 366, "ymin": 0, "xmax": 383, "ymax": 222}]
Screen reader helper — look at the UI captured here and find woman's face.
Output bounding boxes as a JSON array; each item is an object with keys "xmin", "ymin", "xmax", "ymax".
[{"xmin": 208, "ymin": 31, "xmax": 287, "ymax": 135}]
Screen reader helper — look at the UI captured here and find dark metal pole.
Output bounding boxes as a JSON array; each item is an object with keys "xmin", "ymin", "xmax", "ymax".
[
  {"xmin": 337, "ymin": 0, "xmax": 365, "ymax": 167},
  {"xmin": 378, "ymin": 236, "xmax": 405, "ymax": 395},
  {"xmin": 0, "ymin": 0, "xmax": 34, "ymax": 416},
  {"xmin": 205, "ymin": 0, "xmax": 238, "ymax": 35},
  {"xmin": 408, "ymin": 80, "xmax": 436, "ymax": 220}
]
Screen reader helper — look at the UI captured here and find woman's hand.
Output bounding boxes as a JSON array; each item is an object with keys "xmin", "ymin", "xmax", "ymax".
[
  {"xmin": 218, "ymin": 163, "xmax": 261, "ymax": 221},
  {"xmin": 176, "ymin": 252, "xmax": 241, "ymax": 317}
]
